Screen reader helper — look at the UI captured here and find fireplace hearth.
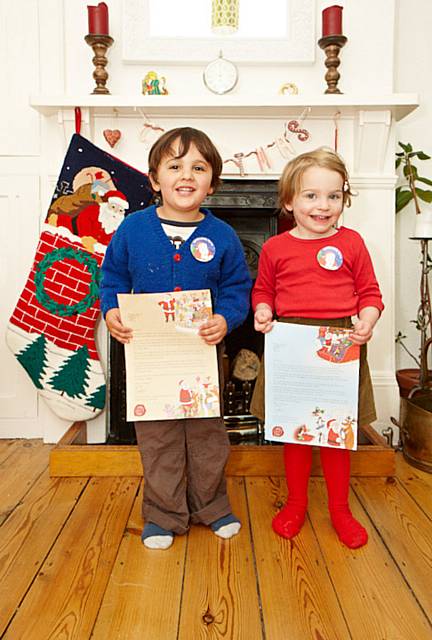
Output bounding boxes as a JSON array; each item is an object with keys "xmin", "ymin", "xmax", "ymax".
[{"xmin": 107, "ymin": 179, "xmax": 280, "ymax": 444}]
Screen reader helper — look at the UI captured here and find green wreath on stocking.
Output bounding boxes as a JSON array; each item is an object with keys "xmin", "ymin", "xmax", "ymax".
[{"xmin": 34, "ymin": 247, "xmax": 100, "ymax": 317}]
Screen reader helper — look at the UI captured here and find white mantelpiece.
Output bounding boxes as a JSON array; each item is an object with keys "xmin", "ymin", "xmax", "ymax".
[{"xmin": 30, "ymin": 94, "xmax": 418, "ymax": 121}]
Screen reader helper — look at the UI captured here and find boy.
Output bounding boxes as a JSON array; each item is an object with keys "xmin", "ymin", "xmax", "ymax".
[{"xmin": 100, "ymin": 127, "xmax": 252, "ymax": 549}]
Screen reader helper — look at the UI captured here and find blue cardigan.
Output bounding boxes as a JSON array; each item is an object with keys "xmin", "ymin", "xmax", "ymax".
[{"xmin": 100, "ymin": 205, "xmax": 252, "ymax": 333}]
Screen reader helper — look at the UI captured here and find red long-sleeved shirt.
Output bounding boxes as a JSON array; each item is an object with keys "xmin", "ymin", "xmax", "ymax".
[{"xmin": 252, "ymin": 227, "xmax": 384, "ymax": 318}]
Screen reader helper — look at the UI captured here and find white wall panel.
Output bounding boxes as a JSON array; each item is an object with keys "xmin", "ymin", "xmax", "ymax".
[
  {"xmin": 0, "ymin": 174, "xmax": 39, "ymax": 427},
  {"xmin": 0, "ymin": 1, "xmax": 40, "ymax": 157}
]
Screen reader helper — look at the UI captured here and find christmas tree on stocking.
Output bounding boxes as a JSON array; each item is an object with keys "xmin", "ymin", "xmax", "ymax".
[{"xmin": 6, "ymin": 134, "xmax": 152, "ymax": 421}]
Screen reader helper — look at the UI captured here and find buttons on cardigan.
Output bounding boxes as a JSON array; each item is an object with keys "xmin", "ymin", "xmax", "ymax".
[{"xmin": 173, "ymin": 253, "xmax": 182, "ymax": 262}]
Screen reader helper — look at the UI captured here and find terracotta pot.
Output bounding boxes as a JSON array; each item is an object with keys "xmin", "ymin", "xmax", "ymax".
[{"xmin": 395, "ymin": 369, "xmax": 421, "ymax": 398}]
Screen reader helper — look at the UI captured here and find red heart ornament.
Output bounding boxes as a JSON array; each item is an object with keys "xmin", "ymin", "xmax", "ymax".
[{"xmin": 103, "ymin": 129, "xmax": 121, "ymax": 148}]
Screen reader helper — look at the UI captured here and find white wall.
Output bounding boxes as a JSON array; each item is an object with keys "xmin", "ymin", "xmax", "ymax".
[
  {"xmin": 394, "ymin": 0, "xmax": 432, "ymax": 371},
  {"xmin": 0, "ymin": 0, "xmax": 424, "ymax": 442}
]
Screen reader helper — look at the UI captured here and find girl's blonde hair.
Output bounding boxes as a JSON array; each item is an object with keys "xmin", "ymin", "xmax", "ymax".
[{"xmin": 278, "ymin": 147, "xmax": 353, "ymax": 217}]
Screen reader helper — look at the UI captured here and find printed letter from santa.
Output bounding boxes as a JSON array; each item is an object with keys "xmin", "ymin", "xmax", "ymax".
[
  {"xmin": 264, "ymin": 322, "xmax": 360, "ymax": 450},
  {"xmin": 118, "ymin": 290, "xmax": 220, "ymax": 421}
]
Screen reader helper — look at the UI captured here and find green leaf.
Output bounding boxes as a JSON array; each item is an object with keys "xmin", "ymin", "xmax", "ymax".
[
  {"xmin": 396, "ymin": 190, "xmax": 414, "ymax": 212},
  {"xmin": 416, "ymin": 188, "xmax": 432, "ymax": 203},
  {"xmin": 417, "ymin": 152, "xmax": 431, "ymax": 160},
  {"xmin": 399, "ymin": 142, "xmax": 413, "ymax": 153},
  {"xmin": 395, "ymin": 158, "xmax": 402, "ymax": 169},
  {"xmin": 417, "ymin": 176, "xmax": 432, "ymax": 186}
]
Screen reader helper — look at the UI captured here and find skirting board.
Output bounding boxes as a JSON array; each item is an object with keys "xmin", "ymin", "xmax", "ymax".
[{"xmin": 49, "ymin": 422, "xmax": 395, "ymax": 477}]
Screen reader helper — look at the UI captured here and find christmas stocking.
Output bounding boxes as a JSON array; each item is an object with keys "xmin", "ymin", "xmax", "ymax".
[{"xmin": 6, "ymin": 134, "xmax": 152, "ymax": 422}]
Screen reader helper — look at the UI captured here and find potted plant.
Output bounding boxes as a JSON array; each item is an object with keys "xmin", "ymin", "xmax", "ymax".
[
  {"xmin": 394, "ymin": 142, "xmax": 432, "ymax": 472},
  {"xmin": 395, "ymin": 142, "xmax": 432, "ymax": 394}
]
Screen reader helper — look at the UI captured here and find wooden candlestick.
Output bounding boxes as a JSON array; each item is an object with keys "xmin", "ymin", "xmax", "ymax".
[
  {"xmin": 318, "ymin": 34, "xmax": 347, "ymax": 94},
  {"xmin": 85, "ymin": 33, "xmax": 114, "ymax": 95}
]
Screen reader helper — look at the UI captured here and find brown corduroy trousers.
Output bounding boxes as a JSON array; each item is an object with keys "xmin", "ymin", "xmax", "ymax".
[{"xmin": 135, "ymin": 417, "xmax": 231, "ymax": 535}]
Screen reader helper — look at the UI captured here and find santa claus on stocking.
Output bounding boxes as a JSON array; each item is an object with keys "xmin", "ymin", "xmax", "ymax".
[{"xmin": 49, "ymin": 189, "xmax": 129, "ymax": 253}]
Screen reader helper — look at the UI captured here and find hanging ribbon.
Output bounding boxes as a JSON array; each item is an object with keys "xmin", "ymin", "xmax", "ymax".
[
  {"xmin": 333, "ymin": 110, "xmax": 341, "ymax": 152},
  {"xmin": 74, "ymin": 107, "xmax": 82, "ymax": 135}
]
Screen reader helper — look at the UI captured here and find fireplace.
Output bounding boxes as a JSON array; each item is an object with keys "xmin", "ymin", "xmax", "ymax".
[{"xmin": 107, "ymin": 179, "xmax": 280, "ymax": 444}]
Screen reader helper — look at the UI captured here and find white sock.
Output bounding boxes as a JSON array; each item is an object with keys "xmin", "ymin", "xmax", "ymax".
[
  {"xmin": 213, "ymin": 521, "xmax": 241, "ymax": 539},
  {"xmin": 143, "ymin": 534, "xmax": 174, "ymax": 550}
]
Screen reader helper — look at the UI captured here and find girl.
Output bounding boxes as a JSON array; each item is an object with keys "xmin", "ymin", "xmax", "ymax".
[
  {"xmin": 101, "ymin": 127, "xmax": 252, "ymax": 549},
  {"xmin": 251, "ymin": 148, "xmax": 384, "ymax": 549}
]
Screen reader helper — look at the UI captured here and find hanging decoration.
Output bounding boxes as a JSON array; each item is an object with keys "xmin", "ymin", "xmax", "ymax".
[
  {"xmin": 211, "ymin": 0, "xmax": 239, "ymax": 34},
  {"xmin": 223, "ymin": 108, "xmax": 311, "ymax": 176},
  {"xmin": 333, "ymin": 110, "xmax": 341, "ymax": 152},
  {"xmin": 138, "ymin": 110, "xmax": 166, "ymax": 148},
  {"xmin": 286, "ymin": 120, "xmax": 310, "ymax": 142},
  {"xmin": 103, "ymin": 128, "xmax": 122, "ymax": 148},
  {"xmin": 103, "ymin": 108, "xmax": 122, "ymax": 148},
  {"xmin": 136, "ymin": 108, "xmax": 313, "ymax": 177}
]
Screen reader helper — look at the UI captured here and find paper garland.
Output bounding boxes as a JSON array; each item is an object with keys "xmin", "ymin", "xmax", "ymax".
[{"xmin": 139, "ymin": 107, "xmax": 311, "ymax": 177}]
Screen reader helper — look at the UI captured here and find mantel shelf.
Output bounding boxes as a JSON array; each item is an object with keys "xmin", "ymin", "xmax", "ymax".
[{"xmin": 30, "ymin": 93, "xmax": 419, "ymax": 121}]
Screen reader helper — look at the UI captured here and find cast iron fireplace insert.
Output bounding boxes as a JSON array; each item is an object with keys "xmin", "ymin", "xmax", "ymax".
[{"xmin": 106, "ymin": 179, "xmax": 280, "ymax": 444}]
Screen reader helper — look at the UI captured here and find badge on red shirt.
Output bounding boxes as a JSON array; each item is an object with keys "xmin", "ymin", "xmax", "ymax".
[
  {"xmin": 317, "ymin": 246, "xmax": 343, "ymax": 271},
  {"xmin": 190, "ymin": 237, "xmax": 216, "ymax": 262}
]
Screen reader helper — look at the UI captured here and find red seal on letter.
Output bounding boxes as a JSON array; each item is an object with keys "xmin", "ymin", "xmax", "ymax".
[
  {"xmin": 272, "ymin": 425, "xmax": 284, "ymax": 437},
  {"xmin": 134, "ymin": 404, "xmax": 146, "ymax": 417}
]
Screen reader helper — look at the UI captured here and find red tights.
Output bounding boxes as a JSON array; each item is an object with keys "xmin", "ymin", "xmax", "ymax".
[{"xmin": 272, "ymin": 443, "xmax": 368, "ymax": 549}]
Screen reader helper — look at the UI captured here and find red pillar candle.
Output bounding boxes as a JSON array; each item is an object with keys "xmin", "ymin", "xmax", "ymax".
[
  {"xmin": 87, "ymin": 2, "xmax": 109, "ymax": 35},
  {"xmin": 322, "ymin": 5, "xmax": 343, "ymax": 37}
]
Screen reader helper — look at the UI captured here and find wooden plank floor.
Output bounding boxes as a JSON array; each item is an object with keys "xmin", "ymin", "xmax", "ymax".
[{"xmin": 0, "ymin": 439, "xmax": 431, "ymax": 640}]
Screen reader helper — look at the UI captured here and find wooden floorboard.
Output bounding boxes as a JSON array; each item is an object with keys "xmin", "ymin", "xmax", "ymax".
[
  {"xmin": 0, "ymin": 471, "xmax": 87, "ymax": 636},
  {"xmin": 246, "ymin": 476, "xmax": 351, "ymax": 640},
  {"xmin": 3, "ymin": 477, "xmax": 139, "ymax": 640},
  {"xmin": 178, "ymin": 477, "xmax": 263, "ymax": 640},
  {"xmin": 0, "ymin": 446, "xmax": 431, "ymax": 640},
  {"xmin": 394, "ymin": 454, "xmax": 432, "ymax": 519},
  {"xmin": 352, "ymin": 475, "xmax": 432, "ymax": 622},
  {"xmin": 0, "ymin": 440, "xmax": 19, "ymax": 465},
  {"xmin": 309, "ymin": 479, "xmax": 431, "ymax": 639},
  {"xmin": 92, "ymin": 483, "xmax": 187, "ymax": 639},
  {"xmin": 0, "ymin": 440, "xmax": 52, "ymax": 525}
]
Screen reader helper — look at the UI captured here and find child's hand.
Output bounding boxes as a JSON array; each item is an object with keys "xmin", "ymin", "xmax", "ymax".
[
  {"xmin": 105, "ymin": 307, "xmax": 133, "ymax": 344},
  {"xmin": 254, "ymin": 305, "xmax": 274, "ymax": 333},
  {"xmin": 350, "ymin": 306, "xmax": 380, "ymax": 345},
  {"xmin": 199, "ymin": 314, "xmax": 227, "ymax": 345},
  {"xmin": 350, "ymin": 320, "xmax": 373, "ymax": 345}
]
